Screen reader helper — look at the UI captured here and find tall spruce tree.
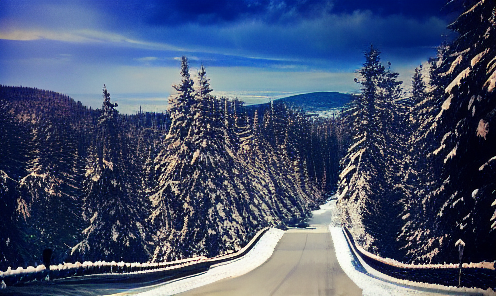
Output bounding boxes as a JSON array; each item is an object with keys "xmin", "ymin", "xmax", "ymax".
[
  {"xmin": 398, "ymin": 64, "xmax": 446, "ymax": 263},
  {"xmin": 337, "ymin": 46, "xmax": 404, "ymax": 255},
  {"xmin": 150, "ymin": 63, "xmax": 262, "ymax": 261},
  {"xmin": 72, "ymin": 85, "xmax": 148, "ymax": 262},
  {"xmin": 167, "ymin": 56, "xmax": 195, "ymax": 140},
  {"xmin": 149, "ymin": 57, "xmax": 197, "ymax": 261},
  {"xmin": 400, "ymin": 0, "xmax": 496, "ymax": 264}
]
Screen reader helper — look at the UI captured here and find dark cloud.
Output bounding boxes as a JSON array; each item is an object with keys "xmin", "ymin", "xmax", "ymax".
[
  {"xmin": 328, "ymin": 0, "xmax": 453, "ymax": 20},
  {"xmin": 143, "ymin": 8, "xmax": 450, "ymax": 71},
  {"xmin": 143, "ymin": 0, "xmax": 456, "ymax": 27},
  {"xmin": 83, "ymin": 0, "xmax": 455, "ymax": 69},
  {"xmin": 146, "ymin": 0, "xmax": 335, "ymax": 26}
]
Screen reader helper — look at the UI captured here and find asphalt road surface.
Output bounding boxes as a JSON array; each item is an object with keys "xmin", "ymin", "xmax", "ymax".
[{"xmin": 179, "ymin": 206, "xmax": 362, "ymax": 296}]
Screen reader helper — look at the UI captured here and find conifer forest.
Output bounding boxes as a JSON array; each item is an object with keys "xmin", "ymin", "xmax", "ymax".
[
  {"xmin": 0, "ymin": 59, "xmax": 346, "ymax": 269},
  {"xmin": 0, "ymin": 0, "xmax": 495, "ymax": 282}
]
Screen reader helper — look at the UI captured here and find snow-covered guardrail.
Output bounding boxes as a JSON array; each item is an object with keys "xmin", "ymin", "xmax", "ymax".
[
  {"xmin": 0, "ymin": 227, "xmax": 270, "ymax": 288},
  {"xmin": 342, "ymin": 227, "xmax": 496, "ymax": 291},
  {"xmin": 0, "ymin": 255, "xmax": 209, "ymax": 287}
]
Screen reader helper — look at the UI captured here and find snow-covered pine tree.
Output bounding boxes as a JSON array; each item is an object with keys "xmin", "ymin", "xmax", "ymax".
[
  {"xmin": 72, "ymin": 85, "xmax": 148, "ymax": 263},
  {"xmin": 260, "ymin": 103, "xmax": 314, "ymax": 223},
  {"xmin": 337, "ymin": 46, "xmax": 386, "ymax": 250},
  {"xmin": 374, "ymin": 61, "xmax": 407, "ymax": 258},
  {"xmin": 401, "ymin": 0, "xmax": 496, "ymax": 264},
  {"xmin": 149, "ymin": 58, "xmax": 194, "ymax": 261},
  {"xmin": 0, "ymin": 86, "xmax": 97, "ymax": 267},
  {"xmin": 411, "ymin": 66, "xmax": 427, "ymax": 109},
  {"xmin": 325, "ymin": 117, "xmax": 342, "ymax": 193},
  {"xmin": 237, "ymin": 110, "xmax": 284, "ymax": 221},
  {"xmin": 150, "ymin": 63, "xmax": 265, "ymax": 261},
  {"xmin": 167, "ymin": 56, "xmax": 195, "ymax": 141},
  {"xmin": 307, "ymin": 116, "xmax": 341, "ymax": 195},
  {"xmin": 337, "ymin": 46, "xmax": 404, "ymax": 255},
  {"xmin": 240, "ymin": 107, "xmax": 310, "ymax": 225},
  {"xmin": 397, "ymin": 62, "xmax": 449, "ymax": 263},
  {"xmin": 284, "ymin": 108, "xmax": 321, "ymax": 206}
]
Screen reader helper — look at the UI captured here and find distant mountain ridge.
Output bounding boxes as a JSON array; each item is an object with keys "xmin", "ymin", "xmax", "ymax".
[
  {"xmin": 277, "ymin": 92, "xmax": 353, "ymax": 111},
  {"xmin": 247, "ymin": 92, "xmax": 353, "ymax": 117}
]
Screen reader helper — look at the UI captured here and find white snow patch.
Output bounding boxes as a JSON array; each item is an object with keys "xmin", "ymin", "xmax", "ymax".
[
  {"xmin": 445, "ymin": 67, "xmax": 471, "ymax": 94},
  {"xmin": 477, "ymin": 119, "xmax": 490, "ymax": 140},
  {"xmin": 441, "ymin": 95, "xmax": 452, "ymax": 110},
  {"xmin": 468, "ymin": 95, "xmax": 475, "ymax": 110},
  {"xmin": 488, "ymin": 57, "xmax": 496, "ymax": 74},
  {"xmin": 485, "ymin": 69, "xmax": 496, "ymax": 93},
  {"xmin": 444, "ymin": 145, "xmax": 457, "ymax": 163},
  {"xmin": 339, "ymin": 164, "xmax": 356, "ymax": 180},
  {"xmin": 479, "ymin": 156, "xmax": 496, "ymax": 171},
  {"xmin": 441, "ymin": 55, "xmax": 463, "ymax": 77},
  {"xmin": 190, "ymin": 149, "xmax": 200, "ymax": 165},
  {"xmin": 449, "ymin": 48, "xmax": 470, "ymax": 58},
  {"xmin": 136, "ymin": 228, "xmax": 284, "ymax": 296},
  {"xmin": 432, "ymin": 144, "xmax": 445, "ymax": 156},
  {"xmin": 471, "ymin": 49, "xmax": 489, "ymax": 67},
  {"xmin": 331, "ymin": 226, "xmax": 422, "ymax": 296},
  {"xmin": 331, "ymin": 226, "xmax": 496, "ymax": 295}
]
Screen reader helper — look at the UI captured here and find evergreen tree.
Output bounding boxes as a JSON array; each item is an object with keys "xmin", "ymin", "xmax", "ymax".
[
  {"xmin": 400, "ymin": 0, "xmax": 496, "ymax": 264},
  {"xmin": 337, "ymin": 46, "xmax": 404, "ymax": 255},
  {"xmin": 150, "ymin": 64, "xmax": 258, "ymax": 260},
  {"xmin": 0, "ymin": 69, "xmax": 333, "ymax": 268},
  {"xmin": 17, "ymin": 109, "xmax": 84, "ymax": 265},
  {"xmin": 150, "ymin": 61, "xmax": 320, "ymax": 261},
  {"xmin": 398, "ymin": 64, "xmax": 446, "ymax": 263},
  {"xmin": 167, "ymin": 56, "xmax": 195, "ymax": 140},
  {"xmin": 241, "ymin": 107, "xmax": 311, "ymax": 225},
  {"xmin": 72, "ymin": 85, "xmax": 148, "ymax": 262}
]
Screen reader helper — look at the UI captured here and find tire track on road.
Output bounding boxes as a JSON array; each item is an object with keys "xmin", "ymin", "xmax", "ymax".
[{"xmin": 269, "ymin": 233, "xmax": 308, "ymax": 296}]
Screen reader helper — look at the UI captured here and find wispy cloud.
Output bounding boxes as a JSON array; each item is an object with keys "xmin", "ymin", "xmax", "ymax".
[
  {"xmin": 0, "ymin": 28, "xmax": 183, "ymax": 52},
  {"xmin": 135, "ymin": 57, "xmax": 159, "ymax": 62}
]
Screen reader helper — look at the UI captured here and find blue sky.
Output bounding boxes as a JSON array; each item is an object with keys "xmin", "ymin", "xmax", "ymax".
[{"xmin": 0, "ymin": 0, "xmax": 457, "ymax": 113}]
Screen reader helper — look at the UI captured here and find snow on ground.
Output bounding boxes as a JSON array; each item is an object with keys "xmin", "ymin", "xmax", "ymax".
[
  {"xmin": 135, "ymin": 228, "xmax": 284, "ymax": 296},
  {"xmin": 130, "ymin": 199, "xmax": 494, "ymax": 296},
  {"xmin": 328, "ymin": 200, "xmax": 496, "ymax": 296}
]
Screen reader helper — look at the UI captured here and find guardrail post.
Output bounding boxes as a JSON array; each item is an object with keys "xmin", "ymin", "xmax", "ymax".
[
  {"xmin": 43, "ymin": 249, "xmax": 52, "ymax": 281},
  {"xmin": 455, "ymin": 239, "xmax": 465, "ymax": 287}
]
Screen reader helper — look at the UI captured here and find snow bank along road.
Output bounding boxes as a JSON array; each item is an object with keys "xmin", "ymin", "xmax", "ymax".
[
  {"xmin": 3, "ymin": 200, "xmax": 491, "ymax": 295},
  {"xmin": 174, "ymin": 202, "xmax": 363, "ymax": 296}
]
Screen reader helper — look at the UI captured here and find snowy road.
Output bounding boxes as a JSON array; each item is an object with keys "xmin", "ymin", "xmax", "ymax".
[
  {"xmin": 152, "ymin": 200, "xmax": 491, "ymax": 296},
  {"xmin": 176, "ymin": 203, "xmax": 362, "ymax": 296}
]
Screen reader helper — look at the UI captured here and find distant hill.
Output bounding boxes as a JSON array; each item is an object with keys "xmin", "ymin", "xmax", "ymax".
[
  {"xmin": 247, "ymin": 92, "xmax": 353, "ymax": 117},
  {"xmin": 277, "ymin": 92, "xmax": 353, "ymax": 111}
]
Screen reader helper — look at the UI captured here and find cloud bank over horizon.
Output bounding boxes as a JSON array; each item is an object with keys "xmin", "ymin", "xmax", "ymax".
[{"xmin": 0, "ymin": 0, "xmax": 458, "ymax": 113}]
